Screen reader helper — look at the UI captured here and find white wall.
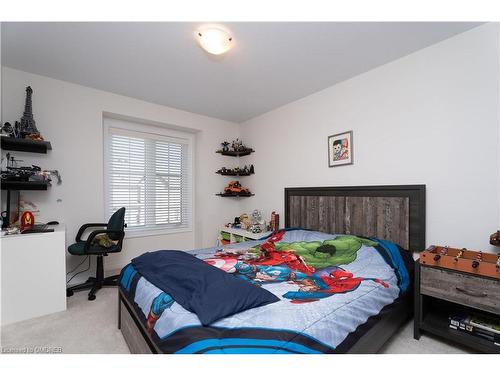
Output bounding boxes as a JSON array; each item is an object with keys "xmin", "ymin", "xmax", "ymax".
[
  {"xmin": 1, "ymin": 67, "xmax": 241, "ymax": 272},
  {"xmin": 240, "ymin": 23, "xmax": 500, "ymax": 252},
  {"xmin": 2, "ymin": 22, "xmax": 499, "ymax": 276}
]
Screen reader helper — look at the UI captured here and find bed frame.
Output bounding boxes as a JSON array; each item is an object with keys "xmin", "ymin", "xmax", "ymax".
[{"xmin": 118, "ymin": 184, "xmax": 426, "ymax": 354}]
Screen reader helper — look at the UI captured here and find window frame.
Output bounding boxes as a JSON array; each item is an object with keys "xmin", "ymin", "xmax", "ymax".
[{"xmin": 103, "ymin": 116, "xmax": 195, "ymax": 238}]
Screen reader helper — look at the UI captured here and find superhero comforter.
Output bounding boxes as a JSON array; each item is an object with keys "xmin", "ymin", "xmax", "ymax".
[{"xmin": 119, "ymin": 229, "xmax": 413, "ymax": 354}]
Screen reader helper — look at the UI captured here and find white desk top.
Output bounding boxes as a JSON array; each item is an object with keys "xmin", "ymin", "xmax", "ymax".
[{"xmin": 1, "ymin": 224, "xmax": 65, "ymax": 240}]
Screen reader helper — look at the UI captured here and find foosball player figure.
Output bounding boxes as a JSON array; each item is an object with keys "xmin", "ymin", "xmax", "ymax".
[
  {"xmin": 496, "ymin": 253, "xmax": 500, "ymax": 270},
  {"xmin": 472, "ymin": 251, "xmax": 483, "ymax": 269},
  {"xmin": 454, "ymin": 248, "xmax": 465, "ymax": 262},
  {"xmin": 434, "ymin": 246, "xmax": 449, "ymax": 262}
]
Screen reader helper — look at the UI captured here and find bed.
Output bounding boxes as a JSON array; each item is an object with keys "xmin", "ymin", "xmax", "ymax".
[{"xmin": 118, "ymin": 185, "xmax": 425, "ymax": 354}]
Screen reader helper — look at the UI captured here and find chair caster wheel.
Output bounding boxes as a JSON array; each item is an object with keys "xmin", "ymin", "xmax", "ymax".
[
  {"xmin": 66, "ymin": 290, "xmax": 74, "ymax": 297},
  {"xmin": 88, "ymin": 294, "xmax": 96, "ymax": 301}
]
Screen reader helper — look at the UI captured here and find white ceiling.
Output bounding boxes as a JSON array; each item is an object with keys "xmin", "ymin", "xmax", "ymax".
[{"xmin": 1, "ymin": 22, "xmax": 482, "ymax": 122}]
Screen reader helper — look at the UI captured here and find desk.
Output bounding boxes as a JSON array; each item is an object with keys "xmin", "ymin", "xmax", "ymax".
[{"xmin": 1, "ymin": 225, "xmax": 66, "ymax": 325}]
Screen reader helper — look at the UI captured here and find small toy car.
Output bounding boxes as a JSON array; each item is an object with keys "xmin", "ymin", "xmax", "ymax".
[{"xmin": 224, "ymin": 181, "xmax": 250, "ymax": 195}]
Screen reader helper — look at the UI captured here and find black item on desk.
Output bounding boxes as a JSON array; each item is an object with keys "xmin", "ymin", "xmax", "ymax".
[
  {"xmin": 21, "ymin": 224, "xmax": 54, "ymax": 234},
  {"xmin": 46, "ymin": 221, "xmax": 59, "ymax": 225}
]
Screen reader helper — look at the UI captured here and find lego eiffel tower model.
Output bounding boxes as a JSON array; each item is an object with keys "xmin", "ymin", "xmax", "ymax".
[{"xmin": 20, "ymin": 86, "xmax": 40, "ymax": 137}]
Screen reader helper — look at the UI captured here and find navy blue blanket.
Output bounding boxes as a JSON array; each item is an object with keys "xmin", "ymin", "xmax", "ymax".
[{"xmin": 131, "ymin": 250, "xmax": 279, "ymax": 325}]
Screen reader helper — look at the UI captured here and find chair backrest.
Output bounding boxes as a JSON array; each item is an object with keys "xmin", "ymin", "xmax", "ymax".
[{"xmin": 107, "ymin": 207, "xmax": 126, "ymax": 240}]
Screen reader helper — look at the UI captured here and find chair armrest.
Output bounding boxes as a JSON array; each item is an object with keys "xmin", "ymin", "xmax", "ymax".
[
  {"xmin": 75, "ymin": 223, "xmax": 108, "ymax": 242},
  {"xmin": 84, "ymin": 229, "xmax": 125, "ymax": 253}
]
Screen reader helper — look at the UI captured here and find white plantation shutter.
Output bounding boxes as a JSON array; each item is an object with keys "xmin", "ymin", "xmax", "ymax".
[{"xmin": 105, "ymin": 121, "xmax": 192, "ymax": 234}]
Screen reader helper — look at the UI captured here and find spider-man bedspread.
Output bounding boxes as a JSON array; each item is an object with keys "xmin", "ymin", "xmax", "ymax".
[{"xmin": 119, "ymin": 229, "xmax": 413, "ymax": 354}]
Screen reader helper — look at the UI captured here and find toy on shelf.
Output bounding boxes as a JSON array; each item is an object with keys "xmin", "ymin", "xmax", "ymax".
[
  {"xmin": 217, "ymin": 180, "xmax": 254, "ymax": 197},
  {"xmin": 270, "ymin": 211, "xmax": 280, "ymax": 232},
  {"xmin": 1, "ymin": 153, "xmax": 61, "ymax": 185},
  {"xmin": 221, "ymin": 141, "xmax": 230, "ymax": 152},
  {"xmin": 2, "ymin": 86, "xmax": 43, "ymax": 140},
  {"xmin": 248, "ymin": 209, "xmax": 267, "ymax": 234},
  {"xmin": 216, "ymin": 138, "xmax": 254, "ymax": 157},
  {"xmin": 239, "ymin": 213, "xmax": 251, "ymax": 229},
  {"xmin": 216, "ymin": 164, "xmax": 254, "ymax": 176}
]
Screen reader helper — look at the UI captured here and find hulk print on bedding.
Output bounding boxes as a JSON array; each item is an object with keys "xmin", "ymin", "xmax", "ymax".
[{"xmin": 271, "ymin": 235, "xmax": 378, "ymax": 267}]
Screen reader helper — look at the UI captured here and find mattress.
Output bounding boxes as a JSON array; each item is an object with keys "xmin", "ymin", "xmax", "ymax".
[{"xmin": 119, "ymin": 229, "xmax": 414, "ymax": 354}]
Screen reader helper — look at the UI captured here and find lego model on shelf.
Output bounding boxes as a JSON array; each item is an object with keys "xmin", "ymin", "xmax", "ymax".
[
  {"xmin": 1, "ymin": 87, "xmax": 52, "ymax": 153},
  {"xmin": 216, "ymin": 181, "xmax": 254, "ymax": 197},
  {"xmin": 216, "ymin": 138, "xmax": 254, "ymax": 157},
  {"xmin": 216, "ymin": 165, "xmax": 254, "ymax": 176}
]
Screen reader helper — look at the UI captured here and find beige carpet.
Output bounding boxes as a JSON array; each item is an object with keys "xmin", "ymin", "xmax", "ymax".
[{"xmin": 1, "ymin": 287, "xmax": 473, "ymax": 354}]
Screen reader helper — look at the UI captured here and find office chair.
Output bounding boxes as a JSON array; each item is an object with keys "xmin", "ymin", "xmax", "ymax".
[{"xmin": 66, "ymin": 207, "xmax": 126, "ymax": 301}]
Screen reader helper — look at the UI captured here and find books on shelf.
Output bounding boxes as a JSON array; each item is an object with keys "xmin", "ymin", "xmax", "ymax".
[
  {"xmin": 469, "ymin": 313, "xmax": 500, "ymax": 335},
  {"xmin": 449, "ymin": 312, "xmax": 500, "ymax": 346}
]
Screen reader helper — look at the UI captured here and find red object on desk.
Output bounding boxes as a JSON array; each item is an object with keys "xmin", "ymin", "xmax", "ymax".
[{"xmin": 20, "ymin": 211, "xmax": 35, "ymax": 229}]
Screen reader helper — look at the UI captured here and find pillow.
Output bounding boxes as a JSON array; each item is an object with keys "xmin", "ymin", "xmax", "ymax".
[{"xmin": 131, "ymin": 250, "xmax": 279, "ymax": 325}]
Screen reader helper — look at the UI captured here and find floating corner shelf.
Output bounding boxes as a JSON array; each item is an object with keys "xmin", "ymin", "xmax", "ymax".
[
  {"xmin": 1, "ymin": 180, "xmax": 50, "ymax": 191},
  {"xmin": 216, "ymin": 170, "xmax": 254, "ymax": 177},
  {"xmin": 216, "ymin": 192, "xmax": 255, "ymax": 197},
  {"xmin": 1, "ymin": 136, "xmax": 52, "ymax": 154},
  {"xmin": 216, "ymin": 149, "xmax": 254, "ymax": 157}
]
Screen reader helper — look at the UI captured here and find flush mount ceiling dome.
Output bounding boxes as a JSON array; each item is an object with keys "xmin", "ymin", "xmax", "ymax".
[{"xmin": 196, "ymin": 27, "xmax": 233, "ymax": 55}]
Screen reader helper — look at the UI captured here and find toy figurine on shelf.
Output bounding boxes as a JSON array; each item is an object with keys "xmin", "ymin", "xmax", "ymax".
[
  {"xmin": 1, "ymin": 121, "xmax": 22, "ymax": 138},
  {"xmin": 249, "ymin": 209, "xmax": 265, "ymax": 234},
  {"xmin": 221, "ymin": 141, "xmax": 230, "ymax": 152},
  {"xmin": 231, "ymin": 138, "xmax": 243, "ymax": 152},
  {"xmin": 233, "ymin": 216, "xmax": 241, "ymax": 228},
  {"xmin": 239, "ymin": 213, "xmax": 251, "ymax": 230}
]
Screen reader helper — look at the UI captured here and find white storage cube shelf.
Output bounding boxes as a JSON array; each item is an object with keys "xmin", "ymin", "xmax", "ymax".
[{"xmin": 218, "ymin": 227, "xmax": 272, "ymax": 245}]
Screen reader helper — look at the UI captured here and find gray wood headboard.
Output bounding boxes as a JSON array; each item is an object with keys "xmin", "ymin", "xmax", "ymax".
[{"xmin": 284, "ymin": 185, "xmax": 425, "ymax": 252}]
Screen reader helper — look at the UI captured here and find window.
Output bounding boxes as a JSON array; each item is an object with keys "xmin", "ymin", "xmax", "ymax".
[{"xmin": 104, "ymin": 117, "xmax": 193, "ymax": 236}]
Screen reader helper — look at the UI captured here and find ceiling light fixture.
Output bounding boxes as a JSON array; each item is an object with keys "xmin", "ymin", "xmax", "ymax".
[{"xmin": 196, "ymin": 27, "xmax": 233, "ymax": 55}]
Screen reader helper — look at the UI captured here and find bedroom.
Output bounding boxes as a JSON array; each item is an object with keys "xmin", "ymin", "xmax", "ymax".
[{"xmin": 1, "ymin": 1, "xmax": 499, "ymax": 373}]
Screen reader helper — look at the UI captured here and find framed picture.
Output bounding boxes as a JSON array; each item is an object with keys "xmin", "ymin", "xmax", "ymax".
[{"xmin": 328, "ymin": 130, "xmax": 353, "ymax": 167}]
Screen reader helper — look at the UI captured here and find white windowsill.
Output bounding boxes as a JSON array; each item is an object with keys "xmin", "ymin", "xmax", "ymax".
[{"xmin": 124, "ymin": 227, "xmax": 193, "ymax": 239}]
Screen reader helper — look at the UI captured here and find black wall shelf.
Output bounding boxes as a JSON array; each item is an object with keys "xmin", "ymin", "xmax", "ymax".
[
  {"xmin": 216, "ymin": 171, "xmax": 254, "ymax": 177},
  {"xmin": 216, "ymin": 192, "xmax": 255, "ymax": 197},
  {"xmin": 216, "ymin": 149, "xmax": 254, "ymax": 157},
  {"xmin": 1, "ymin": 180, "xmax": 49, "ymax": 191},
  {"xmin": 216, "ymin": 144, "xmax": 255, "ymax": 197},
  {"xmin": 1, "ymin": 137, "xmax": 52, "ymax": 153}
]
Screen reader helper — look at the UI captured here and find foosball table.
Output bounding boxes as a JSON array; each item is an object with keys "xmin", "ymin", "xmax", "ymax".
[
  {"xmin": 419, "ymin": 245, "xmax": 500, "ymax": 279},
  {"xmin": 414, "ymin": 238, "xmax": 500, "ymax": 353}
]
